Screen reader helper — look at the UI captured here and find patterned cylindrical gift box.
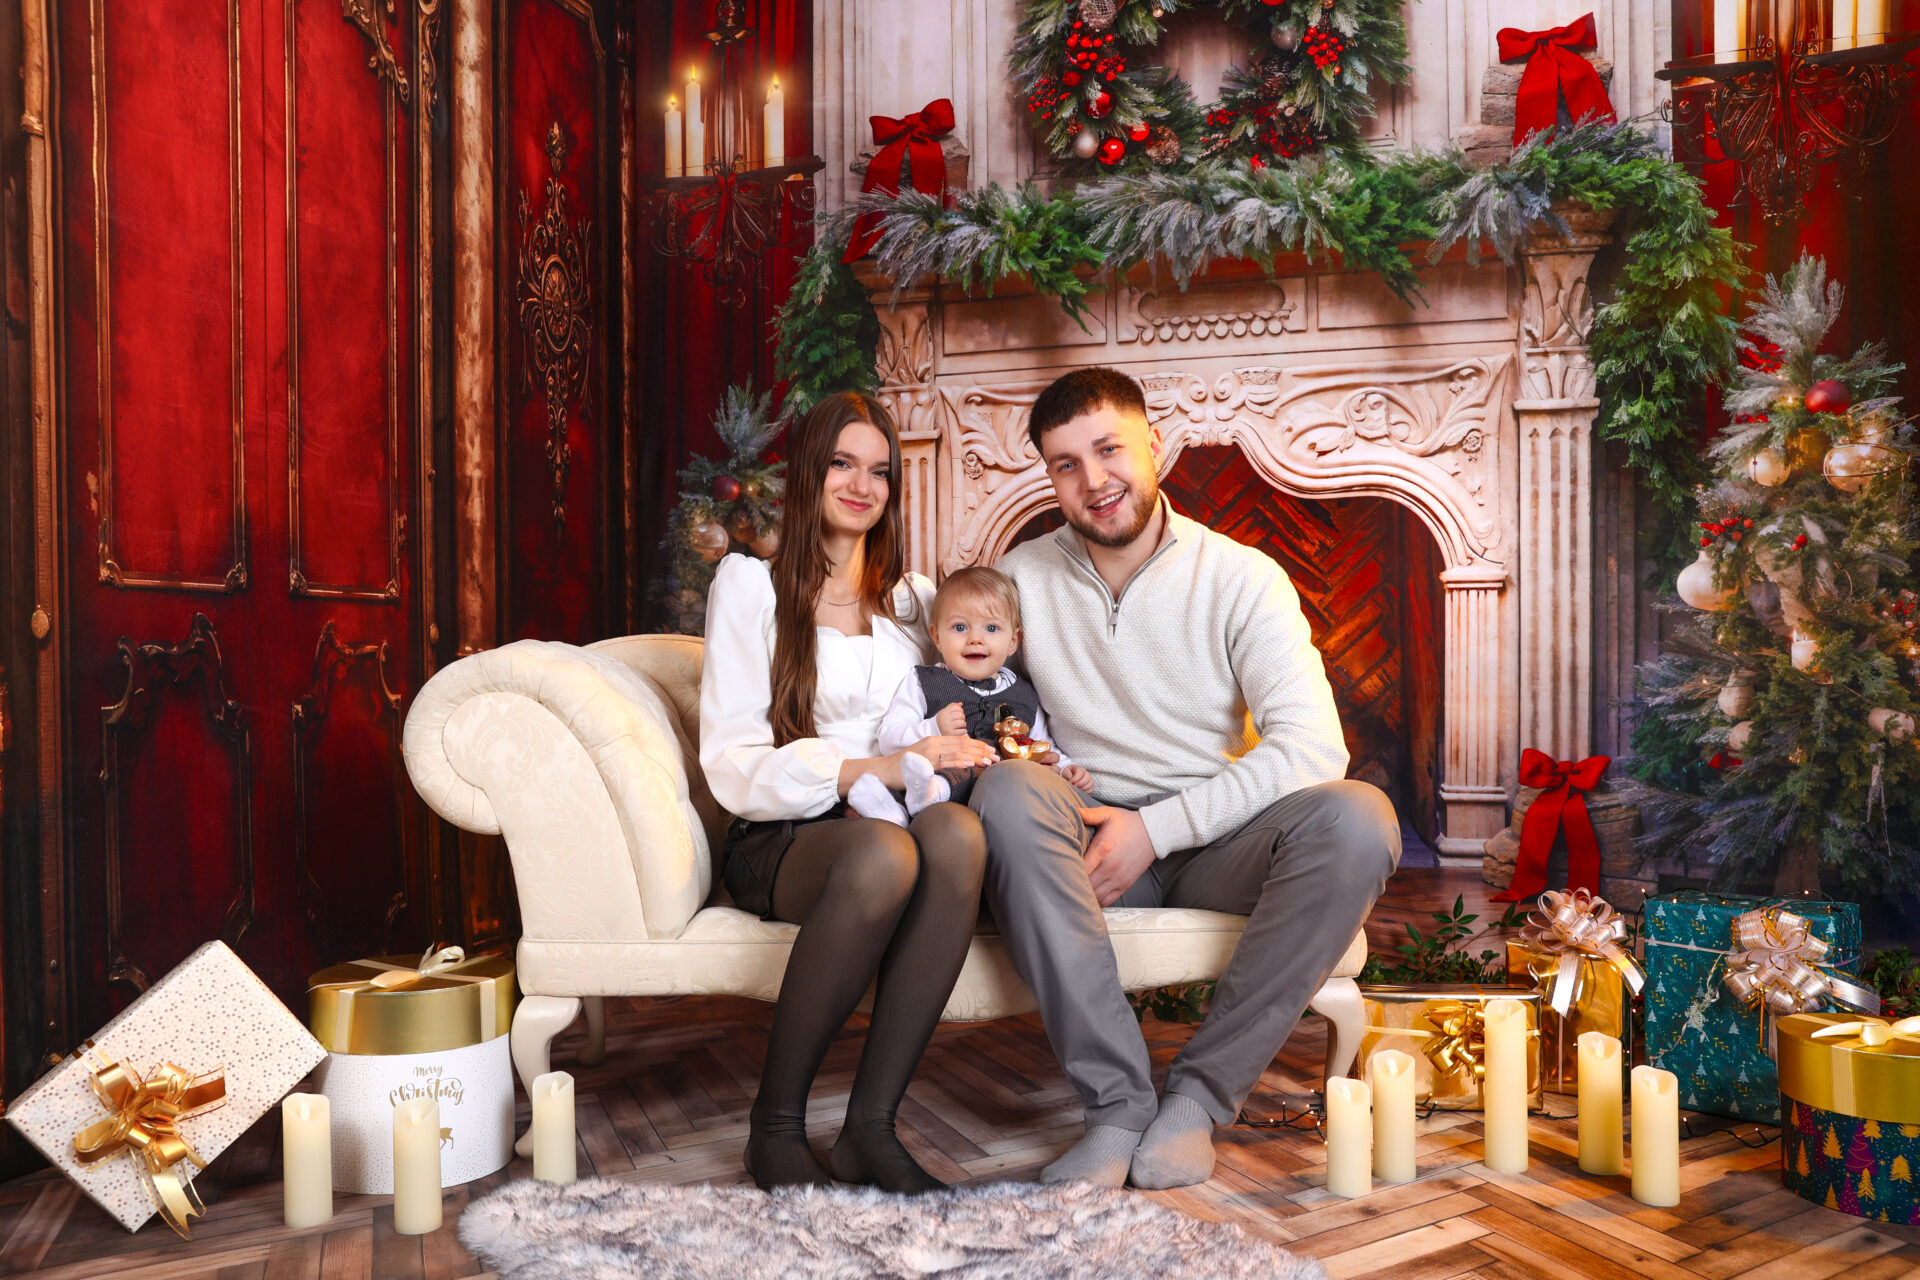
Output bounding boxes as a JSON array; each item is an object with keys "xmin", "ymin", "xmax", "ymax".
[
  {"xmin": 308, "ymin": 949, "xmax": 518, "ymax": 1194},
  {"xmin": 1777, "ymin": 1012, "xmax": 1920, "ymax": 1225},
  {"xmin": 1357, "ymin": 984, "xmax": 1545, "ymax": 1111},
  {"xmin": 1506, "ymin": 940, "xmax": 1632, "ymax": 1094}
]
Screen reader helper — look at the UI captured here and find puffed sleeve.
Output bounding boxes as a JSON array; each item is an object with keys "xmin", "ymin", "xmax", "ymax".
[
  {"xmin": 698, "ymin": 555, "xmax": 846, "ymax": 821},
  {"xmin": 898, "ymin": 572, "xmax": 938, "ymax": 659}
]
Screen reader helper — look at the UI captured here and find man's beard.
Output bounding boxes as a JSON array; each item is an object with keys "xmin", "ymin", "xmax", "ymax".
[{"xmin": 1067, "ymin": 477, "xmax": 1159, "ymax": 549}]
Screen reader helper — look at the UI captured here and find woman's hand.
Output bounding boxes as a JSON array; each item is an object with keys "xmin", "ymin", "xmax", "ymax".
[{"xmin": 909, "ymin": 735, "xmax": 999, "ymax": 774}]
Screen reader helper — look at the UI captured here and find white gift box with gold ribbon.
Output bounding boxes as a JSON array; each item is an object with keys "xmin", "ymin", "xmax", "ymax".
[
  {"xmin": 307, "ymin": 947, "xmax": 518, "ymax": 1194},
  {"xmin": 4, "ymin": 940, "xmax": 326, "ymax": 1237}
]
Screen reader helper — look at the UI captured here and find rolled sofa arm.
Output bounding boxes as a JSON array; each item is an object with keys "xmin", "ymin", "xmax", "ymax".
[{"xmin": 402, "ymin": 640, "xmax": 712, "ymax": 941}]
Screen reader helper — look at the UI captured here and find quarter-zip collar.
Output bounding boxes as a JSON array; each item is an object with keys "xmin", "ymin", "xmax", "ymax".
[{"xmin": 1055, "ymin": 495, "xmax": 1185, "ymax": 637}]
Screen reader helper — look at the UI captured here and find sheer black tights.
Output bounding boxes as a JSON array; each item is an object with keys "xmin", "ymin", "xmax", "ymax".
[{"xmin": 744, "ymin": 804, "xmax": 985, "ymax": 1195}]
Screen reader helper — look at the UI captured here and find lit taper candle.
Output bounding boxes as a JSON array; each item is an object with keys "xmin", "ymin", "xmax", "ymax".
[{"xmin": 665, "ymin": 95, "xmax": 683, "ymax": 177}]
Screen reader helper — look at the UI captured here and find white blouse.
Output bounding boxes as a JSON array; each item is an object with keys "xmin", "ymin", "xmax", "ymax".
[{"xmin": 699, "ymin": 553, "xmax": 938, "ymax": 822}]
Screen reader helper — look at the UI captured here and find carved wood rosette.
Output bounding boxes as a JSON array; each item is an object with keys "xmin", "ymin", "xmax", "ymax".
[
  {"xmin": 516, "ymin": 123, "xmax": 594, "ymax": 534},
  {"xmin": 98, "ymin": 614, "xmax": 255, "ymax": 993},
  {"xmin": 292, "ymin": 622, "xmax": 408, "ymax": 959}
]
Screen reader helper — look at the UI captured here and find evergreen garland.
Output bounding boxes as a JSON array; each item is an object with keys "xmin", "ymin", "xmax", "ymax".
[{"xmin": 774, "ymin": 122, "xmax": 1740, "ymax": 510}]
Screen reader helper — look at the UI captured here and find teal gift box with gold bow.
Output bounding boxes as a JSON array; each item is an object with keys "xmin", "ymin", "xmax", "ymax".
[{"xmin": 1643, "ymin": 892, "xmax": 1872, "ymax": 1124}]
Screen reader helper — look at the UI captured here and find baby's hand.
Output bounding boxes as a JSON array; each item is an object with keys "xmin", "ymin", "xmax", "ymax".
[
  {"xmin": 1061, "ymin": 764, "xmax": 1095, "ymax": 793},
  {"xmin": 935, "ymin": 701, "xmax": 967, "ymax": 736}
]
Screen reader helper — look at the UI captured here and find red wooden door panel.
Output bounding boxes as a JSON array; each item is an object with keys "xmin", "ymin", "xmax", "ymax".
[
  {"xmin": 499, "ymin": 0, "xmax": 613, "ymax": 643},
  {"xmin": 56, "ymin": 0, "xmax": 430, "ymax": 1030}
]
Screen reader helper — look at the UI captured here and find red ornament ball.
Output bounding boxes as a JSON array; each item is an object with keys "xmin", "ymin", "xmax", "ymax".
[
  {"xmin": 1062, "ymin": 70, "xmax": 1081, "ymax": 86},
  {"xmin": 1087, "ymin": 90, "xmax": 1114, "ymax": 118},
  {"xmin": 1097, "ymin": 137, "xmax": 1126, "ymax": 164},
  {"xmin": 710, "ymin": 474, "xmax": 742, "ymax": 503},
  {"xmin": 1804, "ymin": 379, "xmax": 1851, "ymax": 415},
  {"xmin": 1127, "ymin": 121, "xmax": 1150, "ymax": 141}
]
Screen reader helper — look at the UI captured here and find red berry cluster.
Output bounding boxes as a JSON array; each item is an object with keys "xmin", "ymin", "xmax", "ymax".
[
  {"xmin": 1303, "ymin": 25, "xmax": 1345, "ymax": 72},
  {"xmin": 1253, "ymin": 102, "xmax": 1321, "ymax": 159},
  {"xmin": 1878, "ymin": 590, "xmax": 1920, "ymax": 632},
  {"xmin": 1027, "ymin": 76, "xmax": 1072, "ymax": 120},
  {"xmin": 1792, "ymin": 533, "xmax": 1810, "ymax": 550},
  {"xmin": 1066, "ymin": 20, "xmax": 1118, "ymax": 70},
  {"xmin": 1698, "ymin": 509, "xmax": 1756, "ymax": 549},
  {"xmin": 1095, "ymin": 53, "xmax": 1128, "ymax": 79}
]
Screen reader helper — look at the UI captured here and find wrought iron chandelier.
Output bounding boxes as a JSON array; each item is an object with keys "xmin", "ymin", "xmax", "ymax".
[
  {"xmin": 1659, "ymin": 0, "xmax": 1919, "ymax": 223},
  {"xmin": 646, "ymin": 0, "xmax": 822, "ymax": 307}
]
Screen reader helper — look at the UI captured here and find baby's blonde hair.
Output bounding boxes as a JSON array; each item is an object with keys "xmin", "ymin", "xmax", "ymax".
[{"xmin": 931, "ymin": 565, "xmax": 1022, "ymax": 633}]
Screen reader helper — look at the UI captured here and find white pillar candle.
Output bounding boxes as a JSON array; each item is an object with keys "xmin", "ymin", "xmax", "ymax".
[
  {"xmin": 1858, "ymin": 0, "xmax": 1886, "ymax": 43},
  {"xmin": 1832, "ymin": 0, "xmax": 1857, "ymax": 40},
  {"xmin": 684, "ymin": 70, "xmax": 704, "ymax": 176},
  {"xmin": 764, "ymin": 77, "xmax": 785, "ymax": 167},
  {"xmin": 1324, "ymin": 1076, "xmax": 1372, "ymax": 1199},
  {"xmin": 1369, "ymin": 1050, "xmax": 1417, "ymax": 1183},
  {"xmin": 1630, "ymin": 1065, "xmax": 1681, "ymax": 1206},
  {"xmin": 1481, "ymin": 998, "xmax": 1530, "ymax": 1173},
  {"xmin": 1713, "ymin": 0, "xmax": 1748, "ymax": 53},
  {"xmin": 531, "ymin": 1071, "xmax": 577, "ymax": 1185},
  {"xmin": 665, "ymin": 95, "xmax": 683, "ymax": 177},
  {"xmin": 1577, "ymin": 1032, "xmax": 1625, "ymax": 1176},
  {"xmin": 282, "ymin": 1094, "xmax": 332, "ymax": 1229},
  {"xmin": 392, "ymin": 1097, "xmax": 443, "ymax": 1235}
]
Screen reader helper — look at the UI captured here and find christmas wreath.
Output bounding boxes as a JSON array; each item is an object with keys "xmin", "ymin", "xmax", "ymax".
[{"xmin": 1012, "ymin": 0, "xmax": 1411, "ymax": 172}]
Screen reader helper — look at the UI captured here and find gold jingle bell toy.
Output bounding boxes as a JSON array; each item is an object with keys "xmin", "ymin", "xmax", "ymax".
[{"xmin": 994, "ymin": 706, "xmax": 1051, "ymax": 761}]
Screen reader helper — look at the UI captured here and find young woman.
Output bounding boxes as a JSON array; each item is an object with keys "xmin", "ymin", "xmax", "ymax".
[{"xmin": 699, "ymin": 392, "xmax": 995, "ymax": 1194}]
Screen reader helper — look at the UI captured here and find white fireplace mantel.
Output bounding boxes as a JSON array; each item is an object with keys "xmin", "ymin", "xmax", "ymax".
[{"xmin": 854, "ymin": 207, "xmax": 1614, "ymax": 862}]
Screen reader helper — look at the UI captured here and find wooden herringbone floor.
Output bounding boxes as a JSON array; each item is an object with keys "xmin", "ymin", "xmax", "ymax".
[{"xmin": 2, "ymin": 870, "xmax": 1916, "ymax": 1279}]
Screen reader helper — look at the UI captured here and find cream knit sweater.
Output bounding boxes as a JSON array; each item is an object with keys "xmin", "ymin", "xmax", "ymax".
[{"xmin": 998, "ymin": 499, "xmax": 1349, "ymax": 856}]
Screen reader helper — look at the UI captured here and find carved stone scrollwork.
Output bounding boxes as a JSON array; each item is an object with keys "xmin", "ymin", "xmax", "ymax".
[
  {"xmin": 1118, "ymin": 282, "xmax": 1301, "ymax": 345},
  {"xmin": 342, "ymin": 0, "xmax": 413, "ymax": 102},
  {"xmin": 517, "ymin": 122, "xmax": 594, "ymax": 533},
  {"xmin": 1517, "ymin": 204, "xmax": 1617, "ymax": 406}
]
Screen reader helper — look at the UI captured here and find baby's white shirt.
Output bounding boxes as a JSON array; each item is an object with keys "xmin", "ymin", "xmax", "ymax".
[{"xmin": 874, "ymin": 663, "xmax": 1073, "ymax": 771}]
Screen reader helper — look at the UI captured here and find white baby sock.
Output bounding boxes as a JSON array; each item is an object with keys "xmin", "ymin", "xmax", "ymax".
[
  {"xmin": 900, "ymin": 751, "xmax": 953, "ymax": 817},
  {"xmin": 847, "ymin": 774, "xmax": 909, "ymax": 827}
]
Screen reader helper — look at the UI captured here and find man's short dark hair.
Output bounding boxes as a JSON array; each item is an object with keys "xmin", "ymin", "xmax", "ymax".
[{"xmin": 1026, "ymin": 367, "xmax": 1147, "ymax": 456}]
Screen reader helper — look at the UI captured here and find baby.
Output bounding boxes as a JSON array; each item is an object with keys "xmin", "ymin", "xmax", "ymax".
[{"xmin": 849, "ymin": 566, "xmax": 1093, "ymax": 826}]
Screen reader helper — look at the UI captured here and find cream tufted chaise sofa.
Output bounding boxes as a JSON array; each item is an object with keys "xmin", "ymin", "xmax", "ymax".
[{"xmin": 402, "ymin": 634, "xmax": 1369, "ymax": 1155}]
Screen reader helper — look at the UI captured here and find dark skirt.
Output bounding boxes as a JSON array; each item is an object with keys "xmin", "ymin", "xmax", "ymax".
[{"xmin": 721, "ymin": 802, "xmax": 848, "ymax": 919}]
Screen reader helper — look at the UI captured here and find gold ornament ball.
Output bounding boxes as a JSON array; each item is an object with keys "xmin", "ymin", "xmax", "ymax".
[
  {"xmin": 1676, "ymin": 549, "xmax": 1737, "ymax": 611},
  {"xmin": 691, "ymin": 519, "xmax": 730, "ymax": 563},
  {"xmin": 1745, "ymin": 447, "xmax": 1790, "ymax": 487},
  {"xmin": 1784, "ymin": 426, "xmax": 1830, "ymax": 473},
  {"xmin": 748, "ymin": 526, "xmax": 781, "ymax": 558},
  {"xmin": 1072, "ymin": 129, "xmax": 1100, "ymax": 159},
  {"xmin": 1856, "ymin": 411, "xmax": 1895, "ymax": 447},
  {"xmin": 1822, "ymin": 442, "xmax": 1901, "ymax": 493},
  {"xmin": 1868, "ymin": 708, "xmax": 1917, "ymax": 742}
]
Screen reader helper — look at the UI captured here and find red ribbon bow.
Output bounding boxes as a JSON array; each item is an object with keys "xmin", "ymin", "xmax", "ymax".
[
  {"xmin": 1495, "ymin": 13, "xmax": 1617, "ymax": 146},
  {"xmin": 1493, "ymin": 748, "xmax": 1611, "ymax": 903},
  {"xmin": 843, "ymin": 99, "xmax": 956, "ymax": 263}
]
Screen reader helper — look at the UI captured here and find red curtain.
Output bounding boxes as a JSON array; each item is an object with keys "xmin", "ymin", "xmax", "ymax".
[{"xmin": 630, "ymin": 0, "xmax": 812, "ymax": 629}]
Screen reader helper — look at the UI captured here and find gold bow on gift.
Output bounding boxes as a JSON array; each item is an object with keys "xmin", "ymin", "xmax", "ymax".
[
  {"xmin": 1722, "ymin": 907, "xmax": 1881, "ymax": 1018},
  {"xmin": 1520, "ymin": 889, "xmax": 1647, "ymax": 1017},
  {"xmin": 1365, "ymin": 1001, "xmax": 1537, "ymax": 1083},
  {"xmin": 1807, "ymin": 1015, "xmax": 1920, "ymax": 1049},
  {"xmin": 72, "ymin": 1051, "xmax": 225, "ymax": 1240},
  {"xmin": 366, "ymin": 944, "xmax": 470, "ymax": 991}
]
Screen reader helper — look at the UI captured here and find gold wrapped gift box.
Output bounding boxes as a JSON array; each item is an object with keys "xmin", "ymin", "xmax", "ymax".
[
  {"xmin": 1357, "ymin": 984, "xmax": 1545, "ymax": 1111},
  {"xmin": 1506, "ymin": 939, "xmax": 1631, "ymax": 1095},
  {"xmin": 308, "ymin": 948, "xmax": 517, "ymax": 1055}
]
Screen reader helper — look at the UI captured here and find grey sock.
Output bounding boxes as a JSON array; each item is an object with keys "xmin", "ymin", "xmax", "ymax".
[
  {"xmin": 1039, "ymin": 1124, "xmax": 1143, "ymax": 1188},
  {"xmin": 847, "ymin": 775, "xmax": 909, "ymax": 827},
  {"xmin": 1129, "ymin": 1092, "xmax": 1216, "ymax": 1189}
]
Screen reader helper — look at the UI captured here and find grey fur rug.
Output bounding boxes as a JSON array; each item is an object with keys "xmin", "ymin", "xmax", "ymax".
[{"xmin": 460, "ymin": 1178, "xmax": 1328, "ymax": 1280}]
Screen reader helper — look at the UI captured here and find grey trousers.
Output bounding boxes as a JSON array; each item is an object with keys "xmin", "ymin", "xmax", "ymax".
[{"xmin": 970, "ymin": 761, "xmax": 1400, "ymax": 1129}]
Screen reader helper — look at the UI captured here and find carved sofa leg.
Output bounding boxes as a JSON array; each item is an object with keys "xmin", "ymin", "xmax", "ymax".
[
  {"xmin": 511, "ymin": 995, "xmax": 581, "ymax": 1158},
  {"xmin": 578, "ymin": 994, "xmax": 607, "ymax": 1067},
  {"xmin": 1308, "ymin": 975, "xmax": 1366, "ymax": 1088}
]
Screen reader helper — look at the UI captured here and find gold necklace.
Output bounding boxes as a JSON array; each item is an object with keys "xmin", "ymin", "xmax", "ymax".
[{"xmin": 821, "ymin": 593, "xmax": 861, "ymax": 607}]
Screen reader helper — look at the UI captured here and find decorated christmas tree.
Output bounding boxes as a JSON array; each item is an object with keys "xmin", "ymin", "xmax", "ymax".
[
  {"xmin": 1631, "ymin": 257, "xmax": 1920, "ymax": 897},
  {"xmin": 659, "ymin": 385, "xmax": 785, "ymax": 635}
]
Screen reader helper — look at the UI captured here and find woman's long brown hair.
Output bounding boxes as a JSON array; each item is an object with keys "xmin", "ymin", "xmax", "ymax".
[{"xmin": 768, "ymin": 392, "xmax": 910, "ymax": 747}]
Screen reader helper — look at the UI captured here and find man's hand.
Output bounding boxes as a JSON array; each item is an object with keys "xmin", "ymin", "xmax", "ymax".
[
  {"xmin": 1081, "ymin": 806, "xmax": 1156, "ymax": 906},
  {"xmin": 1061, "ymin": 764, "xmax": 1095, "ymax": 793},
  {"xmin": 934, "ymin": 702, "xmax": 967, "ymax": 736}
]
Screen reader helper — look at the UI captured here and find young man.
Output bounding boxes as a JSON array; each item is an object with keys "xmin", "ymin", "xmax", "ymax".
[{"xmin": 972, "ymin": 366, "xmax": 1401, "ymax": 1189}]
